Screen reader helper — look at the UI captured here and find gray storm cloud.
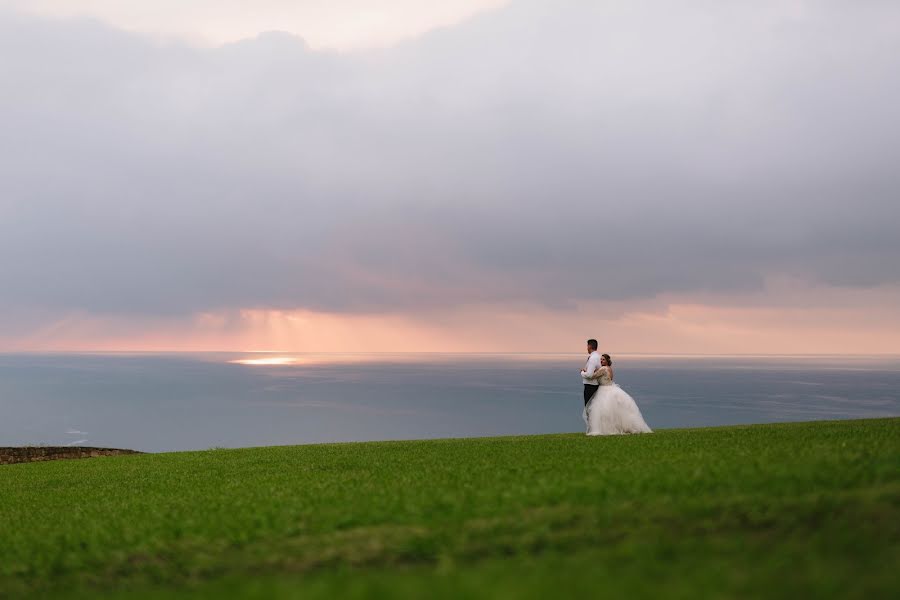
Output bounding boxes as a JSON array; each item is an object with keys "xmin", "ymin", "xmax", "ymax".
[{"xmin": 1, "ymin": 0, "xmax": 899, "ymax": 326}]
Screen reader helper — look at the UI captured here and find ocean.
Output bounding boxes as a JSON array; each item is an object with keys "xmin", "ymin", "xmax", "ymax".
[{"xmin": 1, "ymin": 353, "xmax": 898, "ymax": 453}]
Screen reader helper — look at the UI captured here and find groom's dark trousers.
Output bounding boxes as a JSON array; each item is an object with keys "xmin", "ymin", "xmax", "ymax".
[{"xmin": 583, "ymin": 384, "xmax": 599, "ymax": 406}]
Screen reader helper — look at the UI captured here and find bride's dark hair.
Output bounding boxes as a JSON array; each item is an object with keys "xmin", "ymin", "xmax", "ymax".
[{"xmin": 602, "ymin": 354, "xmax": 612, "ymax": 366}]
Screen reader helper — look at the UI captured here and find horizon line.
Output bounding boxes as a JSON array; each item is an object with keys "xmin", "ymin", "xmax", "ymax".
[{"xmin": 1, "ymin": 350, "xmax": 898, "ymax": 359}]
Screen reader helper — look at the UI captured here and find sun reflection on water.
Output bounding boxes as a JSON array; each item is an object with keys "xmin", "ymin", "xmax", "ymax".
[{"xmin": 230, "ymin": 356, "xmax": 305, "ymax": 366}]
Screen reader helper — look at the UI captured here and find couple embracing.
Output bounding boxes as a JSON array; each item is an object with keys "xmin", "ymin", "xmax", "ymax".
[{"xmin": 580, "ymin": 339, "xmax": 652, "ymax": 436}]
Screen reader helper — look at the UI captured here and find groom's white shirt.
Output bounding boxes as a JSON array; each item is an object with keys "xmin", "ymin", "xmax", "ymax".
[{"xmin": 582, "ymin": 351, "xmax": 601, "ymax": 384}]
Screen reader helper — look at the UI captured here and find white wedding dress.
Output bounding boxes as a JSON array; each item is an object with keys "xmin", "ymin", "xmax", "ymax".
[{"xmin": 584, "ymin": 366, "xmax": 652, "ymax": 435}]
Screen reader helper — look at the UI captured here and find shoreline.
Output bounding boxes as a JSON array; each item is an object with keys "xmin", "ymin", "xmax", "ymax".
[{"xmin": 6, "ymin": 417, "xmax": 897, "ymax": 461}]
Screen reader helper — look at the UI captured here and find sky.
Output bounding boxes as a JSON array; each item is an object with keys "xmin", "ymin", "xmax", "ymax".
[
  {"xmin": 0, "ymin": 0, "xmax": 509, "ymax": 49},
  {"xmin": 1, "ymin": 0, "xmax": 899, "ymax": 354}
]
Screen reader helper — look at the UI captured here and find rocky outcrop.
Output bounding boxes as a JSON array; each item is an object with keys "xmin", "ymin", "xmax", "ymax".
[{"xmin": 0, "ymin": 447, "xmax": 141, "ymax": 465}]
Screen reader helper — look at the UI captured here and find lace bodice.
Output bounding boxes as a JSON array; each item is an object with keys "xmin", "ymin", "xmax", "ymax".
[{"xmin": 592, "ymin": 366, "xmax": 614, "ymax": 386}]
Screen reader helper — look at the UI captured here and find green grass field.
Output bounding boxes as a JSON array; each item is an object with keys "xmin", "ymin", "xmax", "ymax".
[{"xmin": 1, "ymin": 418, "xmax": 898, "ymax": 599}]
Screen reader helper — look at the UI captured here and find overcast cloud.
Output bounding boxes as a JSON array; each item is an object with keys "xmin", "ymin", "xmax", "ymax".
[
  {"xmin": 1, "ymin": 0, "xmax": 899, "ymax": 336},
  {"xmin": 0, "ymin": 0, "xmax": 508, "ymax": 49}
]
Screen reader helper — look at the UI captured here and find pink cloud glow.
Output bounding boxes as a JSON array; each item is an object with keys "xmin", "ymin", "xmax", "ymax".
[{"xmin": 5, "ymin": 282, "xmax": 899, "ymax": 355}]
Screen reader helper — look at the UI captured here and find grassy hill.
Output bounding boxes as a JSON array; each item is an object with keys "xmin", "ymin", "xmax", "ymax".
[{"xmin": 1, "ymin": 418, "xmax": 898, "ymax": 598}]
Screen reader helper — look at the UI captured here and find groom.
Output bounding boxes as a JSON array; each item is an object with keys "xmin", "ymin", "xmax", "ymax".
[{"xmin": 581, "ymin": 338, "xmax": 601, "ymax": 406}]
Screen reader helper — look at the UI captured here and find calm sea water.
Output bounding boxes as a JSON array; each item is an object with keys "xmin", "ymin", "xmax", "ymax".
[{"xmin": 1, "ymin": 353, "xmax": 898, "ymax": 453}]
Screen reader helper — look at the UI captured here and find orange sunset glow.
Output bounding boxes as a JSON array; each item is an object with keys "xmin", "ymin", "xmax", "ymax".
[{"xmin": 7, "ymin": 281, "xmax": 900, "ymax": 355}]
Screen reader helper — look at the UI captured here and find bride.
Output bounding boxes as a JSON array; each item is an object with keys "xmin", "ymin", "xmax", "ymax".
[{"xmin": 583, "ymin": 354, "xmax": 652, "ymax": 435}]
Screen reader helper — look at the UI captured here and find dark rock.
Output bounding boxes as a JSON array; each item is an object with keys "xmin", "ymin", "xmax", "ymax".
[{"xmin": 0, "ymin": 447, "xmax": 142, "ymax": 465}]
